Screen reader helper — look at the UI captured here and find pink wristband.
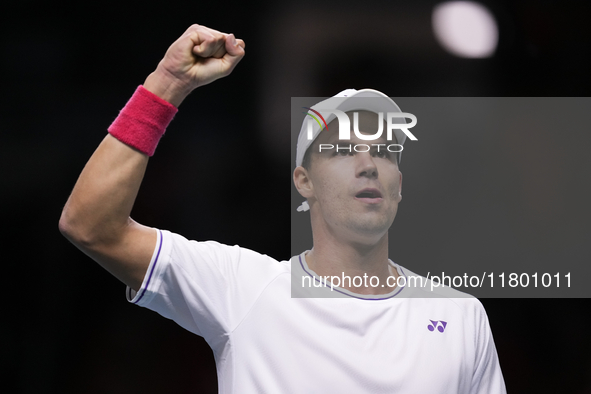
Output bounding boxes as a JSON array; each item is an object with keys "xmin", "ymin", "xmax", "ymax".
[{"xmin": 108, "ymin": 85, "xmax": 178, "ymax": 156}]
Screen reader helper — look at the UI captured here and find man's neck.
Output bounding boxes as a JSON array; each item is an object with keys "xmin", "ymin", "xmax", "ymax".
[{"xmin": 305, "ymin": 232, "xmax": 398, "ymax": 295}]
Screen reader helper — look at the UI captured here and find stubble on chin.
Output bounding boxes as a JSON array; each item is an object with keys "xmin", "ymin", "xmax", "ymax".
[{"xmin": 338, "ymin": 205, "xmax": 396, "ymax": 240}]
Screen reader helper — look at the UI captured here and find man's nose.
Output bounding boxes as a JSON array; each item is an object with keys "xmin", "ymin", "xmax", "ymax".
[{"xmin": 356, "ymin": 152, "xmax": 378, "ymax": 178}]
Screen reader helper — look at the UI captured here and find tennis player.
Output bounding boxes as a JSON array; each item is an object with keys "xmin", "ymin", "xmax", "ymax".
[{"xmin": 60, "ymin": 23, "xmax": 506, "ymax": 393}]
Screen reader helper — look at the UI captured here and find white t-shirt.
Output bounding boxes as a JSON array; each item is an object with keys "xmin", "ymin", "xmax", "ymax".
[{"xmin": 128, "ymin": 229, "xmax": 506, "ymax": 394}]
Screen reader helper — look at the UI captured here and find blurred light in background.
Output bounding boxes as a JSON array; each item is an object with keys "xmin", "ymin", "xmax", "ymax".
[{"xmin": 432, "ymin": 1, "xmax": 498, "ymax": 58}]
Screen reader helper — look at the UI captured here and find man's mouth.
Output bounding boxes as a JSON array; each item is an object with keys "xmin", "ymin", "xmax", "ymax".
[{"xmin": 355, "ymin": 188, "xmax": 383, "ymax": 202}]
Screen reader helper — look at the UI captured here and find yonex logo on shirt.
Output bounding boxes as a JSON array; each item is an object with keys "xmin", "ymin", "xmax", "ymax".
[{"xmin": 427, "ymin": 320, "xmax": 447, "ymax": 333}]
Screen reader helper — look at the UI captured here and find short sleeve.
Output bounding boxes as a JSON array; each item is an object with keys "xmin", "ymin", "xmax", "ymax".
[
  {"xmin": 126, "ymin": 229, "xmax": 288, "ymax": 344},
  {"xmin": 470, "ymin": 299, "xmax": 507, "ymax": 394}
]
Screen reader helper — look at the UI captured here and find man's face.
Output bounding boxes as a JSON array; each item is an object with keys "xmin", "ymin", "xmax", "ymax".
[{"xmin": 296, "ymin": 111, "xmax": 403, "ymax": 244}]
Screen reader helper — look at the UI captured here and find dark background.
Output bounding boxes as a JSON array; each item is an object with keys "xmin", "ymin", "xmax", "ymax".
[{"xmin": 2, "ymin": 0, "xmax": 590, "ymax": 392}]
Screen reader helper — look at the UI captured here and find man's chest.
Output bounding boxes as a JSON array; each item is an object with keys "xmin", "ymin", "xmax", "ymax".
[{"xmin": 225, "ymin": 288, "xmax": 475, "ymax": 393}]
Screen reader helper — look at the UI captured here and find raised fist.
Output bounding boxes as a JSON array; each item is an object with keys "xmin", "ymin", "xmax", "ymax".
[{"xmin": 145, "ymin": 24, "xmax": 245, "ymax": 106}]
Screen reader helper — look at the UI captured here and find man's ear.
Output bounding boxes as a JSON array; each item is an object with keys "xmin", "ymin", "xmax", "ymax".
[
  {"xmin": 397, "ymin": 171, "xmax": 403, "ymax": 202},
  {"xmin": 293, "ymin": 166, "xmax": 314, "ymax": 199}
]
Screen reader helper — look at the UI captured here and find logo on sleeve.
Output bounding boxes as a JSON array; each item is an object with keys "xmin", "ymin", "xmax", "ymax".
[{"xmin": 427, "ymin": 320, "xmax": 447, "ymax": 333}]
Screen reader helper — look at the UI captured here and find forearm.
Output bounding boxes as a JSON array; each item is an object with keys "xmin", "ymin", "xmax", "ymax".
[
  {"xmin": 59, "ymin": 135, "xmax": 149, "ymax": 247},
  {"xmin": 144, "ymin": 67, "xmax": 192, "ymax": 108},
  {"xmin": 60, "ymin": 71, "xmax": 185, "ymax": 244}
]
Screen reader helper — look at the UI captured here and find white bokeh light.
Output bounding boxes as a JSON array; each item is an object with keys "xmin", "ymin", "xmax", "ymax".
[{"xmin": 432, "ymin": 1, "xmax": 498, "ymax": 58}]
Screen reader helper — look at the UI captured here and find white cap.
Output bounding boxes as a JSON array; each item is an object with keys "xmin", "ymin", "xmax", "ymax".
[{"xmin": 295, "ymin": 89, "xmax": 407, "ymax": 212}]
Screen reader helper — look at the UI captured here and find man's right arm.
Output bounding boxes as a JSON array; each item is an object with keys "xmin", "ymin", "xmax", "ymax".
[{"xmin": 59, "ymin": 24, "xmax": 245, "ymax": 291}]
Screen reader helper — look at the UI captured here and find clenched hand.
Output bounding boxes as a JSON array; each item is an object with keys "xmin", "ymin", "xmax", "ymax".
[{"xmin": 144, "ymin": 24, "xmax": 245, "ymax": 106}]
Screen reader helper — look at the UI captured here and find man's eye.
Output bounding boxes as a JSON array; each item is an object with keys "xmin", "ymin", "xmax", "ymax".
[
  {"xmin": 372, "ymin": 150, "xmax": 389, "ymax": 159},
  {"xmin": 333, "ymin": 147, "xmax": 354, "ymax": 156}
]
